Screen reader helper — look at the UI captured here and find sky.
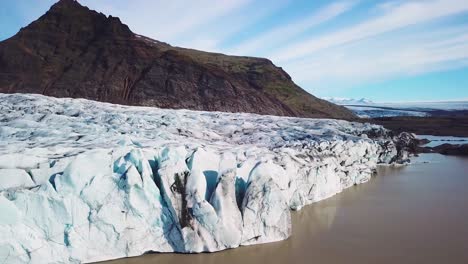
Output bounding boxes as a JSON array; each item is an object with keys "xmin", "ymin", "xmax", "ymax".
[{"xmin": 1, "ymin": 0, "xmax": 468, "ymax": 102}]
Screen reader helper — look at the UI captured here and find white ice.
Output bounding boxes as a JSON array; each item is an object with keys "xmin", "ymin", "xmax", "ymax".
[{"xmin": 0, "ymin": 93, "xmax": 408, "ymax": 263}]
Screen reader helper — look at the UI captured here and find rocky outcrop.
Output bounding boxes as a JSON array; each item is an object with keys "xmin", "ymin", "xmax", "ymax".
[
  {"xmin": 433, "ymin": 144, "xmax": 468, "ymax": 156},
  {"xmin": 0, "ymin": 0, "xmax": 355, "ymax": 120}
]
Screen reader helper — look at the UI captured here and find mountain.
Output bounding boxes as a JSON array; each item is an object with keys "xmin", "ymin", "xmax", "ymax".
[
  {"xmin": 324, "ymin": 97, "xmax": 468, "ymax": 118},
  {"xmin": 324, "ymin": 97, "xmax": 375, "ymax": 105},
  {"xmin": 0, "ymin": 0, "xmax": 355, "ymax": 119}
]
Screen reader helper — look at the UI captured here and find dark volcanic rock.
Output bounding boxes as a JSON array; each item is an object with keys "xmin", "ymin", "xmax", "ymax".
[
  {"xmin": 433, "ymin": 144, "xmax": 468, "ymax": 156},
  {"xmin": 0, "ymin": 0, "xmax": 355, "ymax": 119},
  {"xmin": 369, "ymin": 116, "xmax": 468, "ymax": 137},
  {"xmin": 386, "ymin": 132, "xmax": 422, "ymax": 164}
]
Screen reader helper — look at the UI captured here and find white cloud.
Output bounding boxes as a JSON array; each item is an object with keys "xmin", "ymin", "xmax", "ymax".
[
  {"xmin": 177, "ymin": 0, "xmax": 291, "ymax": 52},
  {"xmin": 79, "ymin": 0, "xmax": 292, "ymax": 52},
  {"xmin": 228, "ymin": 1, "xmax": 356, "ymax": 55},
  {"xmin": 80, "ymin": 0, "xmax": 252, "ymax": 44},
  {"xmin": 282, "ymin": 25, "xmax": 468, "ymax": 89},
  {"xmin": 270, "ymin": 0, "xmax": 468, "ymax": 63}
]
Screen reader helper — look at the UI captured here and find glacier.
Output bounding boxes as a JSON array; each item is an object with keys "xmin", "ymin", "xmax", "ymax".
[{"xmin": 0, "ymin": 93, "xmax": 413, "ymax": 263}]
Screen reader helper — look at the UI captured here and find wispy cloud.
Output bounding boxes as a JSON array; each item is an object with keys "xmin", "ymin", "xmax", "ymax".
[
  {"xmin": 176, "ymin": 0, "xmax": 291, "ymax": 52},
  {"xmin": 282, "ymin": 24, "xmax": 468, "ymax": 89},
  {"xmin": 270, "ymin": 0, "xmax": 468, "ymax": 63},
  {"xmin": 81, "ymin": 0, "xmax": 252, "ymax": 45},
  {"xmin": 229, "ymin": 1, "xmax": 356, "ymax": 55}
]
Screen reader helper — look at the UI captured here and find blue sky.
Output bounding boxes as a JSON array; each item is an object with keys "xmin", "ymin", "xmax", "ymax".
[{"xmin": 1, "ymin": 0, "xmax": 468, "ymax": 102}]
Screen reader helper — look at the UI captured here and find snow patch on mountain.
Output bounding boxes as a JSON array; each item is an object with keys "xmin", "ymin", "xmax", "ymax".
[{"xmin": 0, "ymin": 93, "xmax": 411, "ymax": 263}]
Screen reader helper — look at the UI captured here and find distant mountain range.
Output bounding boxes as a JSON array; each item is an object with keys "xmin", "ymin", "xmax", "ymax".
[
  {"xmin": 324, "ymin": 97, "xmax": 468, "ymax": 118},
  {"xmin": 324, "ymin": 97, "xmax": 375, "ymax": 105},
  {"xmin": 0, "ymin": 0, "xmax": 355, "ymax": 120}
]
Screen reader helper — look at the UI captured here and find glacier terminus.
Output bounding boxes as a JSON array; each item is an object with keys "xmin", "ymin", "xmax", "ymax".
[{"xmin": 0, "ymin": 94, "xmax": 414, "ymax": 263}]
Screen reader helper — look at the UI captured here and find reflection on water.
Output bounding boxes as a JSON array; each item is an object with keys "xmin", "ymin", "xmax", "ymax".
[{"xmin": 104, "ymin": 154, "xmax": 468, "ymax": 264}]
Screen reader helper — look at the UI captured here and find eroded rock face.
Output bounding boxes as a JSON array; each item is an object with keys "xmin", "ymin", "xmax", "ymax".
[{"xmin": 0, "ymin": 0, "xmax": 355, "ymax": 120}]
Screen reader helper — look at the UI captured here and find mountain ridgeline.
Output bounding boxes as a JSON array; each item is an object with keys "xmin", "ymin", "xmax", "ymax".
[{"xmin": 0, "ymin": 0, "xmax": 355, "ymax": 119}]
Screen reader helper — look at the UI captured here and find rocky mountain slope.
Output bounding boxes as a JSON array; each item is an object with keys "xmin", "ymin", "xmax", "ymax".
[{"xmin": 0, "ymin": 0, "xmax": 355, "ymax": 119}]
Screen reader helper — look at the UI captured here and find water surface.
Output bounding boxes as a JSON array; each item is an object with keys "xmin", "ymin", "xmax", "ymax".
[{"xmin": 105, "ymin": 154, "xmax": 468, "ymax": 264}]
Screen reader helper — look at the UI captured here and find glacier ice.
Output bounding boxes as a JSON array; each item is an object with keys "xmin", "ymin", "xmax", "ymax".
[
  {"xmin": 240, "ymin": 163, "xmax": 291, "ymax": 246},
  {"xmin": 0, "ymin": 93, "xmax": 415, "ymax": 263},
  {"xmin": 0, "ymin": 169, "xmax": 35, "ymax": 191}
]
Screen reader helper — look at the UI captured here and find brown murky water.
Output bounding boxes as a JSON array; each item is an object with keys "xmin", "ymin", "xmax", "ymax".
[{"xmin": 105, "ymin": 154, "xmax": 468, "ymax": 264}]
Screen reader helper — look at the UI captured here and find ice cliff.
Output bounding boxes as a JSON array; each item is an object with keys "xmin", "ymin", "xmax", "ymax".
[{"xmin": 0, "ymin": 94, "xmax": 413, "ymax": 263}]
